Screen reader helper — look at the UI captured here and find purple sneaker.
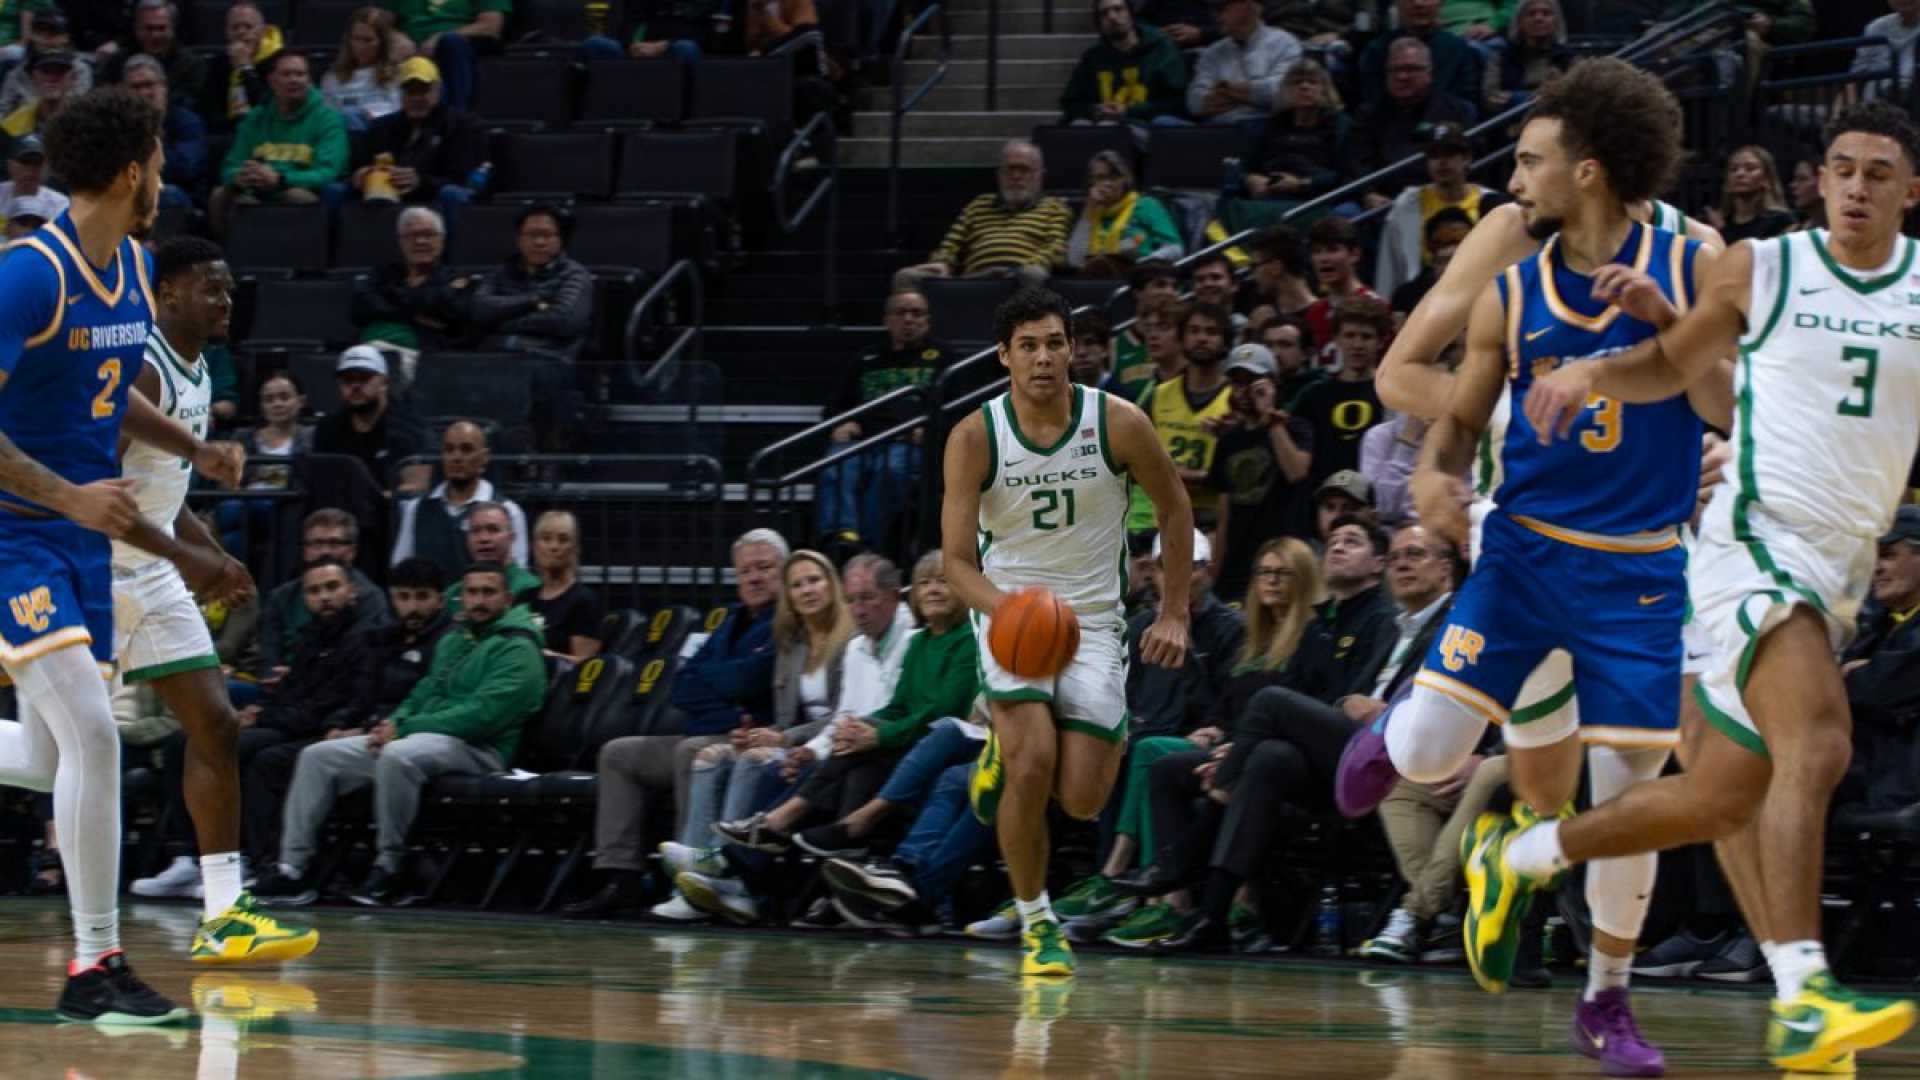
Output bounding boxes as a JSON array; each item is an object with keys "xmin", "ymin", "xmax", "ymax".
[
  {"xmin": 1569, "ymin": 988, "xmax": 1666, "ymax": 1077},
  {"xmin": 1334, "ymin": 710, "xmax": 1401, "ymax": 818}
]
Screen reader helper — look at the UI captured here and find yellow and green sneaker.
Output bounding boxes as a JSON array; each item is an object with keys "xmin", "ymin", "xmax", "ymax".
[
  {"xmin": 1021, "ymin": 917, "xmax": 1075, "ymax": 978},
  {"xmin": 191, "ymin": 892, "xmax": 320, "ymax": 964},
  {"xmin": 968, "ymin": 727, "xmax": 1005, "ymax": 826},
  {"xmin": 1768, "ymin": 972, "xmax": 1915, "ymax": 1072},
  {"xmin": 1460, "ymin": 811, "xmax": 1542, "ymax": 994}
]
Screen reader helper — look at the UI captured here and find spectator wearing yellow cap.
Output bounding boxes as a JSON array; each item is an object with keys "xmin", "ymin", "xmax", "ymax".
[{"xmin": 343, "ymin": 55, "xmax": 485, "ymax": 216}]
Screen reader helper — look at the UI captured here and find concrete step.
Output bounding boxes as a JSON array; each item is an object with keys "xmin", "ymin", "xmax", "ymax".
[
  {"xmin": 900, "ymin": 58, "xmax": 1073, "ymax": 88},
  {"xmin": 940, "ymin": 7, "xmax": 1065, "ymax": 34},
  {"xmin": 949, "ymin": 34, "xmax": 1089, "ymax": 62},
  {"xmin": 852, "ymin": 109, "xmax": 1056, "ymax": 139},
  {"xmin": 917, "ymin": 82, "xmax": 1063, "ymax": 112},
  {"xmin": 841, "ymin": 135, "xmax": 1010, "ymax": 168}
]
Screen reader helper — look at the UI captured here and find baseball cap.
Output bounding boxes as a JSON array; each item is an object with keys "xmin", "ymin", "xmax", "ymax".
[
  {"xmin": 9, "ymin": 134, "xmax": 44, "ymax": 161},
  {"xmin": 7, "ymin": 190, "xmax": 59, "ymax": 223},
  {"xmin": 1881, "ymin": 504, "xmax": 1920, "ymax": 547},
  {"xmin": 1426, "ymin": 122, "xmax": 1471, "ymax": 155},
  {"xmin": 397, "ymin": 56, "xmax": 441, "ymax": 86},
  {"xmin": 1152, "ymin": 528, "xmax": 1212, "ymax": 566},
  {"xmin": 336, "ymin": 345, "xmax": 389, "ymax": 377},
  {"xmin": 1226, "ymin": 343, "xmax": 1276, "ymax": 378},
  {"xmin": 31, "ymin": 11, "xmax": 67, "ymax": 34},
  {"xmin": 29, "ymin": 48, "xmax": 76, "ymax": 72},
  {"xmin": 1314, "ymin": 469, "xmax": 1375, "ymax": 507}
]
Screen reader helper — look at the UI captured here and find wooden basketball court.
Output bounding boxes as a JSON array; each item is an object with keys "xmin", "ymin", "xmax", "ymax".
[{"xmin": 2, "ymin": 898, "xmax": 1917, "ymax": 1078}]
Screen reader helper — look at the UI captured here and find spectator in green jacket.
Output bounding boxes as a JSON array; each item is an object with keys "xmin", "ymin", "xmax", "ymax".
[
  {"xmin": 256, "ymin": 561, "xmax": 548, "ymax": 908},
  {"xmin": 1060, "ymin": 0, "xmax": 1189, "ymax": 125},
  {"xmin": 209, "ymin": 50, "xmax": 348, "ymax": 239},
  {"xmin": 1067, "ymin": 149, "xmax": 1185, "ymax": 275}
]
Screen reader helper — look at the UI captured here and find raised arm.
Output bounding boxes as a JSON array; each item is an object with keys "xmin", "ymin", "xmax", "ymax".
[
  {"xmin": 1377, "ymin": 203, "xmax": 1539, "ymax": 417},
  {"xmin": 1525, "ymin": 242, "xmax": 1753, "ymax": 440},
  {"xmin": 1410, "ymin": 281, "xmax": 1511, "ymax": 546}
]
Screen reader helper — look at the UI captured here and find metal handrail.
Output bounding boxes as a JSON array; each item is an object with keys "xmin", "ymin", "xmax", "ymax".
[
  {"xmin": 888, "ymin": 2, "xmax": 952, "ymax": 244},
  {"xmin": 745, "ymin": 384, "xmax": 931, "ymax": 490},
  {"xmin": 624, "ymin": 258, "xmax": 704, "ymax": 406},
  {"xmin": 767, "ymin": 28, "xmax": 829, "ymax": 76},
  {"xmin": 772, "ymin": 109, "xmax": 841, "ymax": 315}
]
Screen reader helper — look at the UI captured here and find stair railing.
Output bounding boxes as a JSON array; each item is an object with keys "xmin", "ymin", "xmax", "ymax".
[
  {"xmin": 888, "ymin": 2, "xmax": 954, "ymax": 245},
  {"xmin": 773, "ymin": 109, "xmax": 842, "ymax": 316}
]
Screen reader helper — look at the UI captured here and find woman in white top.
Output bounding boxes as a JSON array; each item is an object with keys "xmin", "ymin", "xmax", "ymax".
[
  {"xmin": 651, "ymin": 550, "xmax": 854, "ymax": 919},
  {"xmin": 321, "ymin": 7, "xmax": 403, "ymax": 131}
]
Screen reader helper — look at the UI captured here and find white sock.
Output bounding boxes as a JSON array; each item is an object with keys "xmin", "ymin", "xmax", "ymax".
[
  {"xmin": 1015, "ymin": 891, "xmax": 1055, "ymax": 932},
  {"xmin": 278, "ymin": 862, "xmax": 303, "ymax": 881},
  {"xmin": 71, "ymin": 908, "xmax": 119, "ymax": 971},
  {"xmin": 1771, "ymin": 939, "xmax": 1828, "ymax": 1003},
  {"xmin": 201, "ymin": 851, "xmax": 244, "ymax": 918},
  {"xmin": 1759, "ymin": 939, "xmax": 1779, "ymax": 974},
  {"xmin": 1506, "ymin": 820, "xmax": 1570, "ymax": 878},
  {"xmin": 1585, "ymin": 948, "xmax": 1633, "ymax": 1000}
]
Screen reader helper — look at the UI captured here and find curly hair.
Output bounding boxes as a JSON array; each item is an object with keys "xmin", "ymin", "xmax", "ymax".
[
  {"xmin": 994, "ymin": 287, "xmax": 1073, "ymax": 347},
  {"xmin": 152, "ymin": 236, "xmax": 225, "ymax": 287},
  {"xmin": 1331, "ymin": 294, "xmax": 1393, "ymax": 337},
  {"xmin": 1823, "ymin": 101, "xmax": 1920, "ymax": 171},
  {"xmin": 42, "ymin": 87, "xmax": 162, "ymax": 196},
  {"xmin": 1525, "ymin": 57, "xmax": 1682, "ymax": 206}
]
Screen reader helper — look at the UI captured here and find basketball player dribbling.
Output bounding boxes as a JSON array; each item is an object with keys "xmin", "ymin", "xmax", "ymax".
[{"xmin": 942, "ymin": 287, "xmax": 1194, "ymax": 977}]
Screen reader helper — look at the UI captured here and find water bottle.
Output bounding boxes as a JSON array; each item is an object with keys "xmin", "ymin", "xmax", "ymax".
[
  {"xmin": 466, "ymin": 162, "xmax": 492, "ymax": 196},
  {"xmin": 1542, "ymin": 914, "xmax": 1567, "ymax": 968},
  {"xmin": 1312, "ymin": 883, "xmax": 1343, "ymax": 956},
  {"xmin": 1222, "ymin": 156, "xmax": 1245, "ymax": 197},
  {"xmin": 585, "ymin": 1, "xmax": 609, "ymax": 35}
]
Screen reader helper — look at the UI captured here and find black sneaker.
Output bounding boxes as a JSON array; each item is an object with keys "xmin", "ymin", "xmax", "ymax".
[
  {"xmin": 793, "ymin": 824, "xmax": 870, "ymax": 859},
  {"xmin": 57, "ymin": 952, "xmax": 189, "ymax": 1025},
  {"xmin": 1695, "ymin": 931, "xmax": 1765, "ymax": 983},
  {"xmin": 790, "ymin": 897, "xmax": 846, "ymax": 930},
  {"xmin": 821, "ymin": 857, "xmax": 917, "ymax": 910},
  {"xmin": 1631, "ymin": 927, "xmax": 1727, "ymax": 979},
  {"xmin": 348, "ymin": 867, "xmax": 399, "ymax": 907},
  {"xmin": 252, "ymin": 869, "xmax": 318, "ymax": 907},
  {"xmin": 711, "ymin": 814, "xmax": 792, "ymax": 854}
]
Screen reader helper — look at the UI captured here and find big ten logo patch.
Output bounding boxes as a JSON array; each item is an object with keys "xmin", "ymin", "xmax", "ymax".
[
  {"xmin": 634, "ymin": 658, "xmax": 667, "ymax": 697},
  {"xmin": 1439, "ymin": 625, "xmax": 1485, "ymax": 673},
  {"xmin": 648, "ymin": 608, "xmax": 674, "ymax": 643},
  {"xmin": 1071, "ymin": 442, "xmax": 1099, "ymax": 460},
  {"xmin": 8, "ymin": 586, "xmax": 54, "ymax": 633},
  {"xmin": 705, "ymin": 608, "xmax": 728, "ymax": 632},
  {"xmin": 573, "ymin": 656, "xmax": 605, "ymax": 697}
]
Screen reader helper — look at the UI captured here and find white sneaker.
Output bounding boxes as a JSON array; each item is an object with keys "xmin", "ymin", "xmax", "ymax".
[
  {"xmin": 1359, "ymin": 906, "xmax": 1420, "ymax": 964},
  {"xmin": 674, "ymin": 871, "xmax": 761, "ymax": 925},
  {"xmin": 658, "ymin": 841, "xmax": 727, "ymax": 879},
  {"xmin": 131, "ymin": 855, "xmax": 203, "ymax": 899},
  {"xmin": 964, "ymin": 903, "xmax": 1021, "ymax": 941},
  {"xmin": 647, "ymin": 893, "xmax": 709, "ymax": 922}
]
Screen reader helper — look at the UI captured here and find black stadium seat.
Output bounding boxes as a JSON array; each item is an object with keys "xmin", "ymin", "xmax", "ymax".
[
  {"xmin": 1031, "ymin": 125, "xmax": 1137, "ymax": 195},
  {"xmin": 581, "ymin": 60, "xmax": 686, "ymax": 127},
  {"xmin": 412, "ymin": 353, "xmax": 533, "ymax": 428},
  {"xmin": 616, "ymin": 130, "xmax": 737, "ymax": 201},
  {"xmin": 514, "ymin": 0, "xmax": 597, "ymax": 42},
  {"xmin": 446, "ymin": 203, "xmax": 528, "ymax": 269},
  {"xmin": 244, "ymin": 276, "xmax": 359, "ymax": 348},
  {"xmin": 332, "ymin": 201, "xmax": 405, "ymax": 271},
  {"xmin": 618, "ymin": 605, "xmax": 697, "ymax": 663},
  {"xmin": 598, "ymin": 609, "xmax": 647, "ymax": 656},
  {"xmin": 472, "ymin": 58, "xmax": 576, "ymax": 131},
  {"xmin": 687, "ymin": 58, "xmax": 794, "ymax": 144},
  {"xmin": 283, "ymin": 351, "xmax": 345, "ymax": 416},
  {"xmin": 921, "ymin": 278, "xmax": 1017, "ymax": 347},
  {"xmin": 290, "ymin": 0, "xmax": 361, "ymax": 47},
  {"xmin": 567, "ymin": 203, "xmax": 676, "ymax": 273},
  {"xmin": 226, "ymin": 204, "xmax": 329, "ymax": 273},
  {"xmin": 493, "ymin": 131, "xmax": 616, "ymax": 201},
  {"xmin": 1144, "ymin": 125, "xmax": 1248, "ymax": 191}
]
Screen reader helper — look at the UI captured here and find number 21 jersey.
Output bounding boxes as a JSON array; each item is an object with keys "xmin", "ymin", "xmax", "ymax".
[{"xmin": 977, "ymin": 384, "xmax": 1130, "ymax": 618}]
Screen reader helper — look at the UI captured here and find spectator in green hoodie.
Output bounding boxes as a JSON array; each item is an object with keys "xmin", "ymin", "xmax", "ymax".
[
  {"xmin": 256, "ymin": 560, "xmax": 548, "ymax": 908},
  {"xmin": 209, "ymin": 49, "xmax": 348, "ymax": 239},
  {"xmin": 1060, "ymin": 0, "xmax": 1189, "ymax": 125}
]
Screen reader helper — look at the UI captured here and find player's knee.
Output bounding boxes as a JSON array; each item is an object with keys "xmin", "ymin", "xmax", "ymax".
[
  {"xmin": 1794, "ymin": 725, "xmax": 1854, "ymax": 793},
  {"xmin": 1694, "ymin": 781, "xmax": 1763, "ymax": 840},
  {"xmin": 1055, "ymin": 784, "xmax": 1104, "ymax": 821},
  {"xmin": 1004, "ymin": 743, "xmax": 1057, "ymax": 791}
]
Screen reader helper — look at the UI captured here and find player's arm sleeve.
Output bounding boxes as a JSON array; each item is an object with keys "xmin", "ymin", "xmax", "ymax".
[{"xmin": 0, "ymin": 244, "xmax": 61, "ymax": 377}]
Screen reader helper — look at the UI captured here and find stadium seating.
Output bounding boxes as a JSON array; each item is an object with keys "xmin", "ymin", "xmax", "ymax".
[
  {"xmin": 330, "ymin": 200, "xmax": 405, "ymax": 272},
  {"xmin": 1145, "ymin": 125, "xmax": 1249, "ymax": 191},
  {"xmin": 492, "ymin": 131, "xmax": 618, "ymax": 201},
  {"xmin": 580, "ymin": 60, "xmax": 686, "ymax": 128},
  {"xmin": 227, "ymin": 204, "xmax": 330, "ymax": 274},
  {"xmin": 244, "ymin": 276, "xmax": 360, "ymax": 349},
  {"xmin": 471, "ymin": 58, "xmax": 577, "ymax": 131},
  {"xmin": 1031, "ymin": 125, "xmax": 1137, "ymax": 194}
]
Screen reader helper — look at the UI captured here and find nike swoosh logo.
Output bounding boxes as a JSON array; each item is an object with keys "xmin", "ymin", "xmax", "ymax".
[
  {"xmin": 66, "ymin": 294, "xmax": 83, "ymax": 306},
  {"xmin": 1003, "ymin": 459, "xmax": 1026, "ymax": 469},
  {"xmin": 1685, "ymin": 650, "xmax": 1710, "ymax": 662},
  {"xmin": 1776, "ymin": 1015, "xmax": 1824, "ymax": 1035},
  {"xmin": 1525, "ymin": 327, "xmax": 1552, "ymax": 341},
  {"xmin": 1639, "ymin": 594, "xmax": 1667, "ymax": 605},
  {"xmin": 1799, "ymin": 287, "xmax": 1830, "ymax": 296},
  {"xmin": 1578, "ymin": 1025, "xmax": 1606, "ymax": 1050}
]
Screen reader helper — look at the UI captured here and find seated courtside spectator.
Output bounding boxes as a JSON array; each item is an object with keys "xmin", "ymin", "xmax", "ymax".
[
  {"xmin": 1183, "ymin": 0, "xmax": 1299, "ymax": 126},
  {"xmin": 390, "ymin": 420, "xmax": 530, "ymax": 577},
  {"xmin": 350, "ymin": 207, "xmax": 474, "ymax": 349},
  {"xmin": 210, "ymin": 50, "xmax": 349, "ymax": 238},
  {"xmin": 312, "ymin": 345, "xmax": 433, "ymax": 495},
  {"xmin": 1840, "ymin": 505, "xmax": 1920, "ymax": 810},
  {"xmin": 441, "ymin": 503, "xmax": 539, "ymax": 618},
  {"xmin": 98, "ymin": 0, "xmax": 207, "ymax": 109},
  {"xmin": 257, "ymin": 509, "xmax": 394, "ymax": 680},
  {"xmin": 517, "ymin": 510, "xmax": 606, "ymax": 664},
  {"xmin": 1484, "ymin": 0, "xmax": 1571, "ymax": 112},
  {"xmin": 256, "ymin": 560, "xmax": 547, "ymax": 906},
  {"xmin": 1059, "ymin": 0, "xmax": 1188, "ymax": 127},
  {"xmin": 896, "ymin": 140, "xmax": 1071, "ymax": 291},
  {"xmin": 1067, "ymin": 150, "xmax": 1184, "ymax": 275},
  {"xmin": 349, "ymin": 57, "xmax": 485, "ymax": 214},
  {"xmin": 321, "ymin": 8, "xmax": 404, "ymax": 132},
  {"xmin": 198, "ymin": 1, "xmax": 279, "ymax": 133},
  {"xmin": 121, "ymin": 54, "xmax": 206, "ymax": 207},
  {"xmin": 561, "ymin": 529, "xmax": 786, "ymax": 917},
  {"xmin": 388, "ymin": 0, "xmax": 510, "ymax": 112}
]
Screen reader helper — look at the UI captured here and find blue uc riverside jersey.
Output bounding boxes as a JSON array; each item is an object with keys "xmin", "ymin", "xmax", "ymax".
[
  {"xmin": 1489, "ymin": 221, "xmax": 1702, "ymax": 538},
  {"xmin": 0, "ymin": 212, "xmax": 156, "ymax": 513}
]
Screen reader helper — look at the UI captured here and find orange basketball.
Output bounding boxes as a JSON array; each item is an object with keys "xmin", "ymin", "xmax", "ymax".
[{"xmin": 989, "ymin": 587, "xmax": 1081, "ymax": 679}]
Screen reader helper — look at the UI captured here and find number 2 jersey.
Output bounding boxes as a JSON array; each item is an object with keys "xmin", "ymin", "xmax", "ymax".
[
  {"xmin": 977, "ymin": 384, "xmax": 1130, "ymax": 619},
  {"xmin": 1488, "ymin": 220, "xmax": 1703, "ymax": 540}
]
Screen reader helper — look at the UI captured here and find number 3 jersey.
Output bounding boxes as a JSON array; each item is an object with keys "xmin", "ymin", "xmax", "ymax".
[
  {"xmin": 1729, "ymin": 229, "xmax": 1920, "ymax": 542},
  {"xmin": 977, "ymin": 384, "xmax": 1130, "ymax": 618},
  {"xmin": 1490, "ymin": 221, "xmax": 1702, "ymax": 539}
]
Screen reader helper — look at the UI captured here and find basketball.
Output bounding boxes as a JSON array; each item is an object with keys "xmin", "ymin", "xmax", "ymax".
[{"xmin": 988, "ymin": 587, "xmax": 1080, "ymax": 679}]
